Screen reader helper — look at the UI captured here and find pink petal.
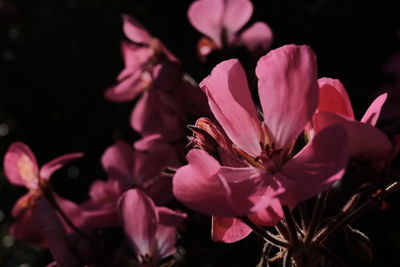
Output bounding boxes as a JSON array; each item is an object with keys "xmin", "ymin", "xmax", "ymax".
[
  {"xmin": 101, "ymin": 141, "xmax": 134, "ymax": 189},
  {"xmin": 317, "ymin": 78, "xmax": 354, "ymax": 119},
  {"xmin": 223, "ymin": 0, "xmax": 253, "ymax": 42},
  {"xmin": 134, "ymin": 137, "xmax": 178, "ymax": 185},
  {"xmin": 237, "ymin": 22, "xmax": 273, "ymax": 52},
  {"xmin": 118, "ymin": 42, "xmax": 152, "ymax": 78},
  {"xmin": 188, "ymin": 0, "xmax": 224, "ymax": 46},
  {"xmin": 36, "ymin": 197, "xmax": 84, "ymax": 267},
  {"xmin": 172, "ymin": 149, "xmax": 232, "ymax": 216},
  {"xmin": 211, "ymin": 216, "xmax": 252, "ymax": 243},
  {"xmin": 122, "ymin": 15, "xmax": 152, "ymax": 44},
  {"xmin": 155, "ymin": 207, "xmax": 186, "ymax": 259},
  {"xmin": 10, "ymin": 193, "xmax": 47, "ymax": 246},
  {"xmin": 314, "ymin": 111, "xmax": 392, "ymax": 160},
  {"xmin": 118, "ymin": 189, "xmax": 158, "ymax": 260},
  {"xmin": 3, "ymin": 142, "xmax": 39, "ymax": 189},
  {"xmin": 173, "ymin": 149, "xmax": 266, "ymax": 217},
  {"xmin": 130, "ymin": 90, "xmax": 185, "ymax": 141},
  {"xmin": 256, "ymin": 45, "xmax": 318, "ymax": 149},
  {"xmin": 40, "ymin": 153, "xmax": 83, "ymax": 180},
  {"xmin": 279, "ymin": 125, "xmax": 349, "ymax": 207},
  {"xmin": 361, "ymin": 93, "xmax": 388, "ymax": 126},
  {"xmin": 54, "ymin": 194, "xmax": 86, "ymax": 232},
  {"xmin": 247, "ymin": 190, "xmax": 284, "ymax": 226},
  {"xmin": 200, "ymin": 59, "xmax": 263, "ymax": 157},
  {"xmin": 105, "ymin": 70, "xmax": 146, "ymax": 102},
  {"xmin": 81, "ymin": 179, "xmax": 121, "ymax": 229}
]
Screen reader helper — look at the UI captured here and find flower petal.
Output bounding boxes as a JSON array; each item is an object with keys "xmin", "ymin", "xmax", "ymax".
[
  {"xmin": 122, "ymin": 15, "xmax": 152, "ymax": 44},
  {"xmin": 81, "ymin": 179, "xmax": 121, "ymax": 229},
  {"xmin": 172, "ymin": 149, "xmax": 232, "ymax": 216},
  {"xmin": 155, "ymin": 207, "xmax": 186, "ymax": 259},
  {"xmin": 279, "ymin": 125, "xmax": 349, "ymax": 207},
  {"xmin": 317, "ymin": 78, "xmax": 354, "ymax": 119},
  {"xmin": 3, "ymin": 142, "xmax": 39, "ymax": 189},
  {"xmin": 36, "ymin": 197, "xmax": 85, "ymax": 267},
  {"xmin": 314, "ymin": 111, "xmax": 392, "ymax": 160},
  {"xmin": 173, "ymin": 149, "xmax": 267, "ymax": 217},
  {"xmin": 211, "ymin": 216, "xmax": 252, "ymax": 243},
  {"xmin": 361, "ymin": 93, "xmax": 387, "ymax": 126},
  {"xmin": 223, "ymin": 0, "xmax": 253, "ymax": 42},
  {"xmin": 188, "ymin": 0, "xmax": 224, "ymax": 46},
  {"xmin": 118, "ymin": 189, "xmax": 158, "ymax": 260},
  {"xmin": 40, "ymin": 153, "xmax": 83, "ymax": 180},
  {"xmin": 256, "ymin": 44, "xmax": 318, "ymax": 149},
  {"xmin": 130, "ymin": 90, "xmax": 185, "ymax": 141},
  {"xmin": 105, "ymin": 70, "xmax": 145, "ymax": 102},
  {"xmin": 200, "ymin": 59, "xmax": 263, "ymax": 156},
  {"xmin": 10, "ymin": 193, "xmax": 47, "ymax": 246},
  {"xmin": 247, "ymin": 190, "xmax": 284, "ymax": 226},
  {"xmin": 101, "ymin": 141, "xmax": 134, "ymax": 189},
  {"xmin": 237, "ymin": 22, "xmax": 273, "ymax": 52}
]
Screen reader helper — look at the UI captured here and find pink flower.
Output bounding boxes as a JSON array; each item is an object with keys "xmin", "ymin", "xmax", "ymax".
[
  {"xmin": 188, "ymin": 0, "xmax": 273, "ymax": 59},
  {"xmin": 81, "ymin": 137, "xmax": 179, "ymax": 229},
  {"xmin": 313, "ymin": 78, "xmax": 392, "ymax": 168},
  {"xmin": 173, "ymin": 45, "xmax": 349, "ymax": 242},
  {"xmin": 106, "ymin": 15, "xmax": 209, "ymax": 139},
  {"xmin": 119, "ymin": 189, "xmax": 186, "ymax": 266},
  {"xmin": 3, "ymin": 142, "xmax": 83, "ymax": 246}
]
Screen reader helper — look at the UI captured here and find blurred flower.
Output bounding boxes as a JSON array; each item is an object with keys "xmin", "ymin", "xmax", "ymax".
[
  {"xmin": 3, "ymin": 142, "xmax": 83, "ymax": 246},
  {"xmin": 81, "ymin": 136, "xmax": 179, "ymax": 229},
  {"xmin": 105, "ymin": 15, "xmax": 208, "ymax": 140},
  {"xmin": 173, "ymin": 45, "xmax": 349, "ymax": 242},
  {"xmin": 188, "ymin": 0, "xmax": 273, "ymax": 60}
]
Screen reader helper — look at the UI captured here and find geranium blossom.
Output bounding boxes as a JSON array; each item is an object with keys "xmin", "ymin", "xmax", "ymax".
[
  {"xmin": 105, "ymin": 15, "xmax": 209, "ymax": 140},
  {"xmin": 81, "ymin": 136, "xmax": 179, "ymax": 229},
  {"xmin": 188, "ymin": 0, "xmax": 273, "ymax": 59},
  {"xmin": 3, "ymin": 142, "xmax": 83, "ymax": 246},
  {"xmin": 173, "ymin": 45, "xmax": 349, "ymax": 242},
  {"xmin": 119, "ymin": 189, "xmax": 186, "ymax": 266}
]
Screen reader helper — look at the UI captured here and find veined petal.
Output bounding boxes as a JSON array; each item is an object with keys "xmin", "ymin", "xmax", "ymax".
[
  {"xmin": 155, "ymin": 207, "xmax": 186, "ymax": 259},
  {"xmin": 122, "ymin": 15, "xmax": 152, "ymax": 44},
  {"xmin": 256, "ymin": 45, "xmax": 318, "ymax": 149},
  {"xmin": 4, "ymin": 142, "xmax": 39, "ymax": 189},
  {"xmin": 188, "ymin": 0, "xmax": 224, "ymax": 47},
  {"xmin": 317, "ymin": 78, "xmax": 354, "ymax": 119},
  {"xmin": 223, "ymin": 0, "xmax": 253, "ymax": 42},
  {"xmin": 237, "ymin": 22, "xmax": 273, "ymax": 52},
  {"xmin": 211, "ymin": 216, "xmax": 252, "ymax": 243},
  {"xmin": 279, "ymin": 125, "xmax": 349, "ymax": 207},
  {"xmin": 200, "ymin": 59, "xmax": 263, "ymax": 157},
  {"xmin": 40, "ymin": 153, "xmax": 83, "ymax": 180},
  {"xmin": 361, "ymin": 93, "xmax": 387, "ymax": 126},
  {"xmin": 118, "ymin": 189, "xmax": 158, "ymax": 261},
  {"xmin": 314, "ymin": 111, "xmax": 392, "ymax": 160}
]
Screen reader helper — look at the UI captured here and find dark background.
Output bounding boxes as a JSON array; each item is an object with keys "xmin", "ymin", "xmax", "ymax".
[{"xmin": 1, "ymin": 0, "xmax": 400, "ymax": 266}]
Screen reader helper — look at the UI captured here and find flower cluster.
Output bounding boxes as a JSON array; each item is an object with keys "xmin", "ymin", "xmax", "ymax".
[{"xmin": 1, "ymin": 1, "xmax": 399, "ymax": 266}]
